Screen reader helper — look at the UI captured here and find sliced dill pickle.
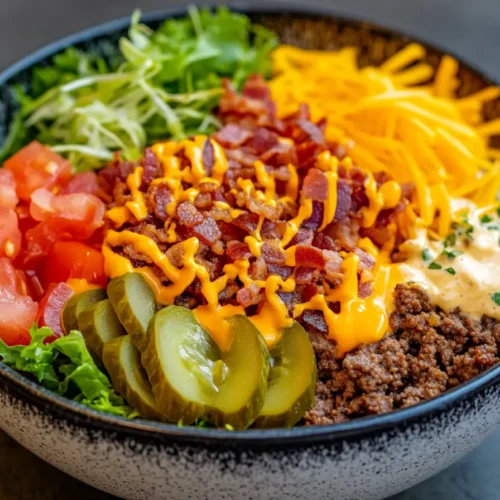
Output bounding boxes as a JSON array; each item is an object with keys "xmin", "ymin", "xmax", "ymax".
[
  {"xmin": 107, "ymin": 273, "xmax": 157, "ymax": 352},
  {"xmin": 103, "ymin": 336, "xmax": 163, "ymax": 421},
  {"xmin": 62, "ymin": 288, "xmax": 107, "ymax": 334},
  {"xmin": 77, "ymin": 299, "xmax": 126, "ymax": 358},
  {"xmin": 206, "ymin": 315, "xmax": 270, "ymax": 430},
  {"xmin": 253, "ymin": 321, "xmax": 317, "ymax": 429},
  {"xmin": 142, "ymin": 306, "xmax": 217, "ymax": 425}
]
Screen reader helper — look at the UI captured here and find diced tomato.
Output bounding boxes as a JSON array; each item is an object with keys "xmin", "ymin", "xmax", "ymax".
[
  {"xmin": 0, "ymin": 258, "xmax": 37, "ymax": 346},
  {"xmin": 16, "ymin": 203, "xmax": 38, "ymax": 234},
  {"xmin": 30, "ymin": 188, "xmax": 105, "ymax": 239},
  {"xmin": 4, "ymin": 141, "xmax": 71, "ymax": 201},
  {"xmin": 0, "ymin": 169, "xmax": 18, "ymax": 209},
  {"xmin": 0, "ymin": 208, "xmax": 22, "ymax": 259},
  {"xmin": 36, "ymin": 282, "xmax": 74, "ymax": 341},
  {"xmin": 24, "ymin": 219, "xmax": 59, "ymax": 268},
  {"xmin": 43, "ymin": 241, "xmax": 107, "ymax": 288},
  {"xmin": 62, "ymin": 171, "xmax": 99, "ymax": 195}
]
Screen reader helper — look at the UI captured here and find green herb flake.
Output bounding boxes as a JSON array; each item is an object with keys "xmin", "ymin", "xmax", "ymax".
[
  {"xmin": 442, "ymin": 249, "xmax": 463, "ymax": 260},
  {"xmin": 422, "ymin": 248, "xmax": 432, "ymax": 261},
  {"xmin": 487, "ymin": 225, "xmax": 500, "ymax": 231},
  {"xmin": 492, "ymin": 293, "xmax": 500, "ymax": 306},
  {"xmin": 480, "ymin": 214, "xmax": 494, "ymax": 224},
  {"xmin": 428, "ymin": 262, "xmax": 442, "ymax": 270},
  {"xmin": 445, "ymin": 267, "xmax": 456, "ymax": 275},
  {"xmin": 496, "ymin": 206, "xmax": 500, "ymax": 218},
  {"xmin": 444, "ymin": 233, "xmax": 456, "ymax": 247}
]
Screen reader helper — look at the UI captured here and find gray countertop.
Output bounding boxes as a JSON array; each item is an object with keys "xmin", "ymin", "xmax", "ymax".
[{"xmin": 1, "ymin": 0, "xmax": 500, "ymax": 498}]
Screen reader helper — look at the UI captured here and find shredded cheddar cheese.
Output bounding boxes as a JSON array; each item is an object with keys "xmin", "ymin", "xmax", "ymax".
[{"xmin": 269, "ymin": 44, "xmax": 500, "ymax": 236}]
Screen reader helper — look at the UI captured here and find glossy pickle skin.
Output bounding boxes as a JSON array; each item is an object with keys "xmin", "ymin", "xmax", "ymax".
[{"xmin": 62, "ymin": 288, "xmax": 107, "ymax": 334}]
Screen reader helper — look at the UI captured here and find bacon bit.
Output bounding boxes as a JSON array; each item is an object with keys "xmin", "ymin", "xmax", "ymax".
[
  {"xmin": 249, "ymin": 257, "xmax": 267, "ymax": 281},
  {"xmin": 303, "ymin": 168, "xmax": 328, "ymax": 201},
  {"xmin": 324, "ymin": 251, "xmax": 343, "ymax": 278},
  {"xmin": 302, "ymin": 309, "xmax": 328, "ymax": 334},
  {"xmin": 295, "ymin": 244, "xmax": 325, "ymax": 268},
  {"xmin": 149, "ymin": 183, "xmax": 172, "ymax": 221},
  {"xmin": 214, "ymin": 124, "xmax": 252, "ymax": 148},
  {"xmin": 261, "ymin": 219, "xmax": 287, "ymax": 240},
  {"xmin": 294, "ymin": 266, "xmax": 316, "ymax": 284},
  {"xmin": 166, "ymin": 242, "xmax": 185, "ymax": 268},
  {"xmin": 194, "ymin": 193, "xmax": 213, "ymax": 210},
  {"xmin": 277, "ymin": 290, "xmax": 303, "ymax": 315},
  {"xmin": 177, "ymin": 202, "xmax": 203, "ymax": 227},
  {"xmin": 303, "ymin": 201, "xmax": 324, "ymax": 230},
  {"xmin": 358, "ymin": 281, "xmax": 373, "ymax": 299},
  {"xmin": 192, "ymin": 217, "xmax": 222, "ymax": 246},
  {"xmin": 266, "ymin": 263, "xmax": 293, "ymax": 280},
  {"xmin": 334, "ymin": 179, "xmax": 352, "ymax": 221},
  {"xmin": 295, "ymin": 141, "xmax": 323, "ymax": 169},
  {"xmin": 237, "ymin": 283, "xmax": 264, "ymax": 308},
  {"xmin": 297, "ymin": 119, "xmax": 326, "ymax": 146},
  {"xmin": 219, "ymin": 79, "xmax": 270, "ymax": 118},
  {"xmin": 260, "ymin": 142, "xmax": 297, "ymax": 167},
  {"xmin": 354, "ymin": 247, "xmax": 376, "ymax": 271},
  {"xmin": 227, "ymin": 241, "xmax": 252, "ymax": 261},
  {"xmin": 233, "ymin": 211, "xmax": 260, "ymax": 234},
  {"xmin": 324, "ymin": 219, "xmax": 360, "ymax": 250},
  {"xmin": 203, "ymin": 139, "xmax": 215, "ymax": 176},
  {"xmin": 248, "ymin": 128, "xmax": 280, "ymax": 154},
  {"xmin": 291, "ymin": 227, "xmax": 314, "ymax": 246},
  {"xmin": 261, "ymin": 241, "xmax": 286, "ymax": 264},
  {"xmin": 142, "ymin": 148, "xmax": 162, "ymax": 185},
  {"xmin": 312, "ymin": 233, "xmax": 338, "ymax": 251}
]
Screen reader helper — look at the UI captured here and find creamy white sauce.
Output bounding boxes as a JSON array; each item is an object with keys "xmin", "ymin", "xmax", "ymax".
[{"xmin": 398, "ymin": 204, "xmax": 500, "ymax": 320}]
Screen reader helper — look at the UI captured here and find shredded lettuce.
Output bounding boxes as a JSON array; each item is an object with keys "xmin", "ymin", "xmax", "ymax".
[
  {"xmin": 0, "ymin": 7, "xmax": 278, "ymax": 169},
  {"xmin": 0, "ymin": 325, "xmax": 137, "ymax": 418}
]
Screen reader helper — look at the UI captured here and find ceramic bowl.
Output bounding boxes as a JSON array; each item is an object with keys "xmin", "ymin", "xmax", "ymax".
[{"xmin": 1, "ymin": 5, "xmax": 500, "ymax": 500}]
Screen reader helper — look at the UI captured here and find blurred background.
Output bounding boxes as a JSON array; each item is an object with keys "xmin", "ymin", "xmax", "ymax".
[{"xmin": 1, "ymin": 0, "xmax": 500, "ymax": 499}]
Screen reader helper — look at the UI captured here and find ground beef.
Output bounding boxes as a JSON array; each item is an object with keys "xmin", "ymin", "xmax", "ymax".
[{"xmin": 305, "ymin": 284, "xmax": 500, "ymax": 425}]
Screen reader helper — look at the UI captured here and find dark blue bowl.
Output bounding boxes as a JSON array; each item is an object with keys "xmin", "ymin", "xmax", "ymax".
[{"xmin": 1, "ymin": 6, "xmax": 500, "ymax": 499}]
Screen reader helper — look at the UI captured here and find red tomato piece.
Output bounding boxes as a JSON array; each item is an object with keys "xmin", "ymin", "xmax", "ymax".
[
  {"xmin": 36, "ymin": 282, "xmax": 74, "ymax": 340},
  {"xmin": 43, "ymin": 241, "xmax": 107, "ymax": 288},
  {"xmin": 0, "ymin": 169, "xmax": 19, "ymax": 209},
  {"xmin": 0, "ymin": 208, "xmax": 22, "ymax": 259},
  {"xmin": 30, "ymin": 188, "xmax": 105, "ymax": 239},
  {"xmin": 24, "ymin": 219, "xmax": 59, "ymax": 268},
  {"xmin": 0, "ymin": 258, "xmax": 38, "ymax": 346},
  {"xmin": 4, "ymin": 141, "xmax": 71, "ymax": 201},
  {"xmin": 62, "ymin": 171, "xmax": 99, "ymax": 195}
]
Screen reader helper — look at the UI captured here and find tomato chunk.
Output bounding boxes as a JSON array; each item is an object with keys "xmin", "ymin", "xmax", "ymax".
[
  {"xmin": 62, "ymin": 171, "xmax": 99, "ymax": 195},
  {"xmin": 30, "ymin": 188, "xmax": 105, "ymax": 239},
  {"xmin": 43, "ymin": 241, "xmax": 107, "ymax": 288},
  {"xmin": 36, "ymin": 282, "xmax": 74, "ymax": 341},
  {"xmin": 0, "ymin": 208, "xmax": 22, "ymax": 259},
  {"xmin": 0, "ymin": 169, "xmax": 18, "ymax": 209},
  {"xmin": 4, "ymin": 141, "xmax": 71, "ymax": 200},
  {"xmin": 0, "ymin": 258, "xmax": 37, "ymax": 346}
]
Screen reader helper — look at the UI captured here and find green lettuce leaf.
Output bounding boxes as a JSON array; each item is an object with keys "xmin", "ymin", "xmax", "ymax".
[{"xmin": 0, "ymin": 325, "xmax": 136, "ymax": 418}]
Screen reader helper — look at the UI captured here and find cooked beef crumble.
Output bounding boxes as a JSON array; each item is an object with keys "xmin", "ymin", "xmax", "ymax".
[{"xmin": 305, "ymin": 284, "xmax": 500, "ymax": 425}]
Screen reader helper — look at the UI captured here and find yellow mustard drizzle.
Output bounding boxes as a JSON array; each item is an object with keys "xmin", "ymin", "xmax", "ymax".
[{"xmin": 103, "ymin": 136, "xmax": 408, "ymax": 354}]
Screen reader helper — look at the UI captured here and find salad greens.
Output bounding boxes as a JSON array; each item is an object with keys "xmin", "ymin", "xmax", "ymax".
[
  {"xmin": 0, "ymin": 7, "xmax": 278, "ymax": 169},
  {"xmin": 0, "ymin": 325, "xmax": 137, "ymax": 418}
]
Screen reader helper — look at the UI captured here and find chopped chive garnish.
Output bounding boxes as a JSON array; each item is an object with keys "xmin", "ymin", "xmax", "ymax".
[
  {"xmin": 480, "ymin": 214, "xmax": 493, "ymax": 224},
  {"xmin": 492, "ymin": 292, "xmax": 500, "ymax": 306},
  {"xmin": 445, "ymin": 267, "xmax": 456, "ymax": 275},
  {"xmin": 465, "ymin": 226, "xmax": 474, "ymax": 240},
  {"xmin": 428, "ymin": 262, "xmax": 442, "ymax": 270},
  {"xmin": 487, "ymin": 225, "xmax": 500, "ymax": 230},
  {"xmin": 496, "ymin": 206, "xmax": 500, "ymax": 218},
  {"xmin": 442, "ymin": 249, "xmax": 463, "ymax": 260},
  {"xmin": 422, "ymin": 248, "xmax": 432, "ymax": 261},
  {"xmin": 444, "ymin": 233, "xmax": 456, "ymax": 247}
]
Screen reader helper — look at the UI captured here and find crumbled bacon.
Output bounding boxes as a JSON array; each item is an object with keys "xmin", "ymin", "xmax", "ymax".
[
  {"xmin": 267, "ymin": 263, "xmax": 293, "ymax": 280},
  {"xmin": 227, "ymin": 241, "xmax": 252, "ymax": 261},
  {"xmin": 147, "ymin": 183, "xmax": 172, "ymax": 221},
  {"xmin": 142, "ymin": 148, "xmax": 162, "ymax": 186},
  {"xmin": 192, "ymin": 217, "xmax": 221, "ymax": 246},
  {"xmin": 261, "ymin": 241, "xmax": 286, "ymax": 264},
  {"xmin": 294, "ymin": 266, "xmax": 316, "ymax": 285},
  {"xmin": 237, "ymin": 283, "xmax": 264, "ymax": 308},
  {"xmin": 202, "ymin": 139, "xmax": 215, "ymax": 176},
  {"xmin": 295, "ymin": 245, "xmax": 325, "ymax": 269},
  {"xmin": 233, "ymin": 212, "xmax": 260, "ymax": 234},
  {"xmin": 355, "ymin": 247, "xmax": 376, "ymax": 271},
  {"xmin": 177, "ymin": 202, "xmax": 203, "ymax": 227},
  {"xmin": 303, "ymin": 169, "xmax": 328, "ymax": 201},
  {"xmin": 334, "ymin": 179, "xmax": 352, "ymax": 221},
  {"xmin": 214, "ymin": 124, "xmax": 252, "ymax": 148}
]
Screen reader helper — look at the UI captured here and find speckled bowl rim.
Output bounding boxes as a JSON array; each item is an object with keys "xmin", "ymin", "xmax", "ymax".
[{"xmin": 1, "ymin": 1, "xmax": 500, "ymax": 447}]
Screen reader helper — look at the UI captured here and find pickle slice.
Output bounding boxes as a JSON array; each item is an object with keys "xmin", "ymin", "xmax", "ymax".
[
  {"xmin": 62, "ymin": 288, "xmax": 107, "ymax": 334},
  {"xmin": 253, "ymin": 321, "xmax": 317, "ymax": 429},
  {"xmin": 107, "ymin": 273, "xmax": 157, "ymax": 352},
  {"xmin": 77, "ymin": 299, "xmax": 126, "ymax": 358},
  {"xmin": 103, "ymin": 336, "xmax": 164, "ymax": 421},
  {"xmin": 206, "ymin": 315, "xmax": 270, "ymax": 430},
  {"xmin": 142, "ymin": 306, "xmax": 216, "ymax": 425}
]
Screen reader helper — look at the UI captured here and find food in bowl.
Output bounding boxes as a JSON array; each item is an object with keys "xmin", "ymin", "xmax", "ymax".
[{"xmin": 1, "ymin": 7, "xmax": 500, "ymax": 430}]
